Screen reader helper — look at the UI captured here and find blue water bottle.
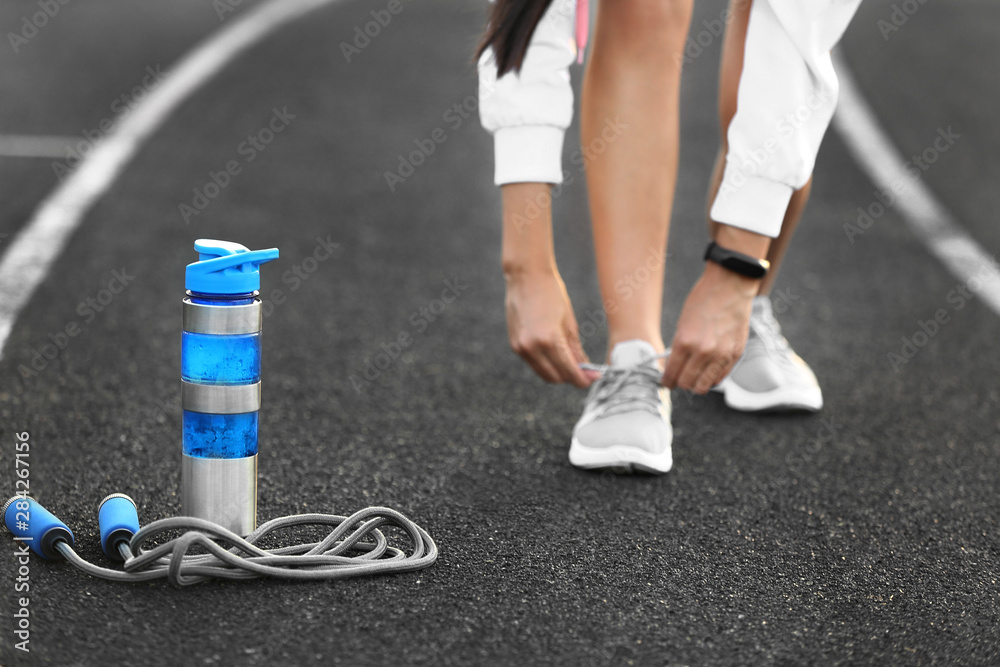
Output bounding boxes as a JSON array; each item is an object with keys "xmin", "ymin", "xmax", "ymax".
[{"xmin": 181, "ymin": 239, "xmax": 278, "ymax": 536}]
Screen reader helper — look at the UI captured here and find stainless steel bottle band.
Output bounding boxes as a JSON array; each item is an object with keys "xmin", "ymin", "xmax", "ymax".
[
  {"xmin": 181, "ymin": 381, "xmax": 261, "ymax": 414},
  {"xmin": 182, "ymin": 454, "xmax": 257, "ymax": 537},
  {"xmin": 182, "ymin": 298, "xmax": 262, "ymax": 335}
]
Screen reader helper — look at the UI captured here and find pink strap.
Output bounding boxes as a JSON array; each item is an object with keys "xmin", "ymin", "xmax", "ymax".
[{"xmin": 575, "ymin": 0, "xmax": 589, "ymax": 64}]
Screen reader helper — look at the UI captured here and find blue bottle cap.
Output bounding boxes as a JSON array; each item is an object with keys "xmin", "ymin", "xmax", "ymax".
[{"xmin": 185, "ymin": 239, "xmax": 279, "ymax": 295}]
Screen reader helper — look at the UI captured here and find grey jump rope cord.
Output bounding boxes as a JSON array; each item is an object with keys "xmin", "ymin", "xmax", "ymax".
[{"xmin": 40, "ymin": 503, "xmax": 436, "ymax": 587}]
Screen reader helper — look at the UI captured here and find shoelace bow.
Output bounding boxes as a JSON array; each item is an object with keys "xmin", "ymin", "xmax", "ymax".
[{"xmin": 579, "ymin": 350, "xmax": 670, "ymax": 417}]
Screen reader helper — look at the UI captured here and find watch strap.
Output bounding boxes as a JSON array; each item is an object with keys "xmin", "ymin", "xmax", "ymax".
[{"xmin": 704, "ymin": 241, "xmax": 770, "ymax": 279}]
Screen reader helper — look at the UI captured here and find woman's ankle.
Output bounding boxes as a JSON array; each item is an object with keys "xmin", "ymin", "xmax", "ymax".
[{"xmin": 605, "ymin": 333, "xmax": 666, "ymax": 366}]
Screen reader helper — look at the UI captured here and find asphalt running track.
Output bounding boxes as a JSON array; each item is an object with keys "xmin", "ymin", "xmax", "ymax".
[{"xmin": 1, "ymin": 0, "xmax": 999, "ymax": 664}]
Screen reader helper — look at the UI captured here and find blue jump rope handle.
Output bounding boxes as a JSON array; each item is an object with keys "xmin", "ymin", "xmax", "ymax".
[
  {"xmin": 3, "ymin": 496, "xmax": 74, "ymax": 560},
  {"xmin": 98, "ymin": 494, "xmax": 140, "ymax": 561}
]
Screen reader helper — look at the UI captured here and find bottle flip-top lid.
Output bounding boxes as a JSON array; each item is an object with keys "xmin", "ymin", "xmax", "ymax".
[{"xmin": 185, "ymin": 239, "xmax": 279, "ymax": 295}]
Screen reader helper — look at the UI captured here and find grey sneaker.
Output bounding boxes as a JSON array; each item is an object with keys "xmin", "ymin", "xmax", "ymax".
[
  {"xmin": 569, "ymin": 340, "xmax": 672, "ymax": 474},
  {"xmin": 714, "ymin": 295, "xmax": 823, "ymax": 412}
]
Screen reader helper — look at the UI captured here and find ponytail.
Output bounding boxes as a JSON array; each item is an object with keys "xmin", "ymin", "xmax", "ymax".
[{"xmin": 476, "ymin": 0, "xmax": 556, "ymax": 77}]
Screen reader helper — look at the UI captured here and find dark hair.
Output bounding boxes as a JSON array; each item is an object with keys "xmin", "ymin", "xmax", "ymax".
[{"xmin": 476, "ymin": 0, "xmax": 556, "ymax": 77}]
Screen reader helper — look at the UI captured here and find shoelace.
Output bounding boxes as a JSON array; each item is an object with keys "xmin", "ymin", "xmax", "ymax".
[
  {"xmin": 749, "ymin": 309, "xmax": 787, "ymax": 349},
  {"xmin": 748, "ymin": 309, "xmax": 800, "ymax": 370},
  {"xmin": 579, "ymin": 350, "xmax": 670, "ymax": 418}
]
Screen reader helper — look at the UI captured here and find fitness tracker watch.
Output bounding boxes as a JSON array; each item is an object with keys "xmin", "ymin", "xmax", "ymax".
[{"xmin": 703, "ymin": 241, "xmax": 770, "ymax": 279}]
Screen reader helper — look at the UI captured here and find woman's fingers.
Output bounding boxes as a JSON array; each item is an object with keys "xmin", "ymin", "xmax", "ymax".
[
  {"xmin": 664, "ymin": 341, "xmax": 737, "ymax": 393},
  {"xmin": 664, "ymin": 263, "xmax": 755, "ymax": 392},
  {"xmin": 560, "ymin": 317, "xmax": 598, "ymax": 387},
  {"xmin": 677, "ymin": 352, "xmax": 710, "ymax": 393},
  {"xmin": 694, "ymin": 355, "xmax": 733, "ymax": 393},
  {"xmin": 521, "ymin": 350, "xmax": 564, "ymax": 385},
  {"xmin": 511, "ymin": 326, "xmax": 595, "ymax": 388},
  {"xmin": 661, "ymin": 348, "xmax": 687, "ymax": 390},
  {"xmin": 503, "ymin": 269, "xmax": 597, "ymax": 389},
  {"xmin": 510, "ymin": 330, "xmax": 559, "ymax": 382},
  {"xmin": 554, "ymin": 334, "xmax": 594, "ymax": 389},
  {"xmin": 535, "ymin": 337, "xmax": 591, "ymax": 387},
  {"xmin": 666, "ymin": 345, "xmax": 713, "ymax": 393}
]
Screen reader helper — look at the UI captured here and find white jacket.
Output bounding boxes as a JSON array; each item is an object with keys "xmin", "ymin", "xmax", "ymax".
[{"xmin": 478, "ymin": 0, "xmax": 862, "ymax": 238}]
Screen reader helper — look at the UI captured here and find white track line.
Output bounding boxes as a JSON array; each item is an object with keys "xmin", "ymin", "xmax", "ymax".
[
  {"xmin": 0, "ymin": 135, "xmax": 80, "ymax": 158},
  {"xmin": 832, "ymin": 50, "xmax": 1000, "ymax": 316},
  {"xmin": 0, "ymin": 0, "xmax": 339, "ymax": 358}
]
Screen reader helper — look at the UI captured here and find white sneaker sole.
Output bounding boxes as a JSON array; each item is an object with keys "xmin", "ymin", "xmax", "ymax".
[
  {"xmin": 568, "ymin": 437, "xmax": 672, "ymax": 474},
  {"xmin": 714, "ymin": 377, "xmax": 823, "ymax": 413}
]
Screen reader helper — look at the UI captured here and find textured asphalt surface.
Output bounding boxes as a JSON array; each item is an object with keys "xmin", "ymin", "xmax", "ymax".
[{"xmin": 2, "ymin": 0, "xmax": 999, "ymax": 665}]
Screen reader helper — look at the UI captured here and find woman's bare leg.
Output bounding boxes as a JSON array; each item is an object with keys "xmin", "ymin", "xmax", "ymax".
[
  {"xmin": 706, "ymin": 0, "xmax": 812, "ymax": 296},
  {"xmin": 582, "ymin": 0, "xmax": 694, "ymax": 357}
]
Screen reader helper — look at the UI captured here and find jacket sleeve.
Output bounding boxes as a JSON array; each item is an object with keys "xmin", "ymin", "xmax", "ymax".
[
  {"xmin": 477, "ymin": 0, "xmax": 578, "ymax": 186},
  {"xmin": 710, "ymin": 0, "xmax": 862, "ymax": 238}
]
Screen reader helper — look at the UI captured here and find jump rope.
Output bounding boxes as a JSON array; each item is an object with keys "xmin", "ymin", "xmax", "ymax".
[{"xmin": 4, "ymin": 494, "xmax": 437, "ymax": 587}]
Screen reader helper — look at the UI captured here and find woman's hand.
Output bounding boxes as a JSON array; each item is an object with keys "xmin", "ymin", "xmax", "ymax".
[
  {"xmin": 504, "ymin": 267, "xmax": 597, "ymax": 388},
  {"xmin": 664, "ymin": 221, "xmax": 771, "ymax": 393},
  {"xmin": 499, "ymin": 182, "xmax": 596, "ymax": 388},
  {"xmin": 664, "ymin": 225, "xmax": 769, "ymax": 392},
  {"xmin": 662, "ymin": 261, "xmax": 758, "ymax": 393}
]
